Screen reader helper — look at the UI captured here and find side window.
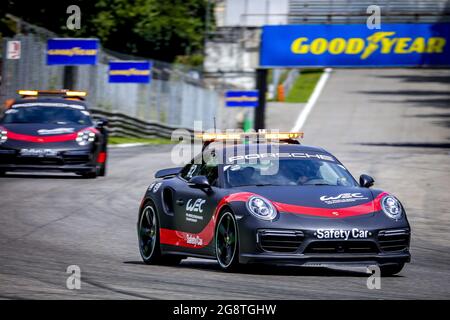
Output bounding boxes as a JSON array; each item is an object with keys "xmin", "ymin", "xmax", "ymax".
[
  {"xmin": 199, "ymin": 164, "xmax": 219, "ymax": 186},
  {"xmin": 180, "ymin": 163, "xmax": 201, "ymax": 181}
]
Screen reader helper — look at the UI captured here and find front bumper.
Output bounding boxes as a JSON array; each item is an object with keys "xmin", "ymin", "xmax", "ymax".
[
  {"xmin": 235, "ymin": 206, "xmax": 411, "ymax": 267},
  {"xmin": 0, "ymin": 148, "xmax": 97, "ymax": 173},
  {"xmin": 240, "ymin": 252, "xmax": 411, "ymax": 266}
]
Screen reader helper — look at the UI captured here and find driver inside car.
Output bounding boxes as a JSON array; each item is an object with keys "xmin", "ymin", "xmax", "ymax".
[{"xmin": 296, "ymin": 161, "xmax": 323, "ymax": 185}]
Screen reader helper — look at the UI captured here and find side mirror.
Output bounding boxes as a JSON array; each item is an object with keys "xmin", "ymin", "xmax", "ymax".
[
  {"xmin": 188, "ymin": 175, "xmax": 211, "ymax": 191},
  {"xmin": 96, "ymin": 118, "xmax": 109, "ymax": 128},
  {"xmin": 359, "ymin": 174, "xmax": 375, "ymax": 188}
]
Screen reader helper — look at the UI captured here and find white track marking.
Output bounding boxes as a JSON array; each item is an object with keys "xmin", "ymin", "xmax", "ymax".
[
  {"xmin": 291, "ymin": 68, "xmax": 332, "ymax": 132},
  {"xmin": 109, "ymin": 143, "xmax": 149, "ymax": 148}
]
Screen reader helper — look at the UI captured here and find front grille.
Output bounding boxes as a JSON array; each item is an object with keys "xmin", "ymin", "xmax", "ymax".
[
  {"xmin": 61, "ymin": 154, "xmax": 91, "ymax": 165},
  {"xmin": 378, "ymin": 229, "xmax": 410, "ymax": 252},
  {"xmin": 258, "ymin": 229, "xmax": 304, "ymax": 253},
  {"xmin": 304, "ymin": 241, "xmax": 379, "ymax": 254},
  {"xmin": 2, "ymin": 156, "xmax": 64, "ymax": 166}
]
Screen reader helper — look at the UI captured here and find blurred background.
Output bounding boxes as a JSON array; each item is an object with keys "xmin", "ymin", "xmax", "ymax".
[{"xmin": 1, "ymin": 1, "xmax": 448, "ymax": 137}]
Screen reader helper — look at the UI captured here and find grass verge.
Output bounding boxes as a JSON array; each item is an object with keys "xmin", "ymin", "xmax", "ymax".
[
  {"xmin": 108, "ymin": 136, "xmax": 172, "ymax": 145},
  {"xmin": 285, "ymin": 69, "xmax": 323, "ymax": 103}
]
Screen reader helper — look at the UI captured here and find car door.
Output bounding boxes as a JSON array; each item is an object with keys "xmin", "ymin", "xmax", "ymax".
[{"xmin": 173, "ymin": 159, "xmax": 219, "ymax": 248}]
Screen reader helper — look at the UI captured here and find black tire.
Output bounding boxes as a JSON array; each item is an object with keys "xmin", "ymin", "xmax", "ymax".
[
  {"xmin": 0, "ymin": 170, "xmax": 6, "ymax": 177},
  {"xmin": 98, "ymin": 163, "xmax": 106, "ymax": 177},
  {"xmin": 138, "ymin": 203, "xmax": 162, "ymax": 264},
  {"xmin": 215, "ymin": 210, "xmax": 240, "ymax": 272},
  {"xmin": 380, "ymin": 263, "xmax": 405, "ymax": 276},
  {"xmin": 137, "ymin": 202, "xmax": 182, "ymax": 266}
]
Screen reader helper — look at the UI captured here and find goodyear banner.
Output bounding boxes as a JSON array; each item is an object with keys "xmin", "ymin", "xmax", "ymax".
[
  {"xmin": 47, "ymin": 38, "xmax": 99, "ymax": 65},
  {"xmin": 225, "ymin": 90, "xmax": 259, "ymax": 107},
  {"xmin": 260, "ymin": 24, "xmax": 450, "ymax": 67},
  {"xmin": 109, "ymin": 61, "xmax": 152, "ymax": 84}
]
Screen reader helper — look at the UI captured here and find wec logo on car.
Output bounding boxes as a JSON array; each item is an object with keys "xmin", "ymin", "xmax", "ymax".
[
  {"xmin": 186, "ymin": 198, "xmax": 206, "ymax": 213},
  {"xmin": 320, "ymin": 193, "xmax": 368, "ymax": 205}
]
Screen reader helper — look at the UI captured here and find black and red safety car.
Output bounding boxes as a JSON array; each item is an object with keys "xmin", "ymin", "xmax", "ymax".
[
  {"xmin": 0, "ymin": 90, "xmax": 108, "ymax": 178},
  {"xmin": 137, "ymin": 132, "xmax": 411, "ymax": 275}
]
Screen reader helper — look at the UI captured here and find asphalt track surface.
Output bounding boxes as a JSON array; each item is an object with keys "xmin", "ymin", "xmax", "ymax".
[{"xmin": 1, "ymin": 69, "xmax": 449, "ymax": 299}]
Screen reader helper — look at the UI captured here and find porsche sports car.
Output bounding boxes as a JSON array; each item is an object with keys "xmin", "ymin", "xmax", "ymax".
[
  {"xmin": 0, "ymin": 90, "xmax": 108, "ymax": 178},
  {"xmin": 137, "ymin": 132, "xmax": 411, "ymax": 275}
]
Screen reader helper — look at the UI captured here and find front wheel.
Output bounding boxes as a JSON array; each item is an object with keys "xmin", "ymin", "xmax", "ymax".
[
  {"xmin": 215, "ymin": 211, "xmax": 240, "ymax": 271},
  {"xmin": 98, "ymin": 163, "xmax": 106, "ymax": 177},
  {"xmin": 380, "ymin": 263, "xmax": 405, "ymax": 276}
]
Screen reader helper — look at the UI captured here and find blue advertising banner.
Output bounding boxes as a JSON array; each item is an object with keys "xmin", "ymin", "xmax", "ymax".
[
  {"xmin": 225, "ymin": 90, "xmax": 259, "ymax": 107},
  {"xmin": 260, "ymin": 24, "xmax": 450, "ymax": 67},
  {"xmin": 47, "ymin": 38, "xmax": 99, "ymax": 65},
  {"xmin": 108, "ymin": 61, "xmax": 152, "ymax": 83}
]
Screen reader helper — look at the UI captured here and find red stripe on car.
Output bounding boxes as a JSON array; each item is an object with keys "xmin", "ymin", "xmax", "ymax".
[
  {"xmin": 273, "ymin": 192, "xmax": 387, "ymax": 218},
  {"xmin": 7, "ymin": 131, "xmax": 78, "ymax": 143},
  {"xmin": 159, "ymin": 192, "xmax": 388, "ymax": 248},
  {"xmin": 159, "ymin": 192, "xmax": 253, "ymax": 248}
]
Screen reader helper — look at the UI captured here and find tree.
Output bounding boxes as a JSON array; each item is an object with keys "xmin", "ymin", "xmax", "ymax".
[{"xmin": 1, "ymin": 0, "xmax": 211, "ymax": 63}]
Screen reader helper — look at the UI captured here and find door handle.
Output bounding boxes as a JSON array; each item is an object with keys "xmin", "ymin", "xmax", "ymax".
[{"xmin": 176, "ymin": 199, "xmax": 184, "ymax": 206}]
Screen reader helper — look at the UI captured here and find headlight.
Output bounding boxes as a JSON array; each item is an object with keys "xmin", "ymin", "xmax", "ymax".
[
  {"xmin": 0, "ymin": 129, "xmax": 7, "ymax": 144},
  {"xmin": 381, "ymin": 195, "xmax": 403, "ymax": 220},
  {"xmin": 246, "ymin": 196, "xmax": 277, "ymax": 221},
  {"xmin": 76, "ymin": 129, "xmax": 96, "ymax": 146}
]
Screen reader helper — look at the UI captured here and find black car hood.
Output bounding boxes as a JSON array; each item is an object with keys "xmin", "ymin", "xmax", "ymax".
[
  {"xmin": 234, "ymin": 185, "xmax": 375, "ymax": 209},
  {"xmin": 1, "ymin": 123, "xmax": 89, "ymax": 136}
]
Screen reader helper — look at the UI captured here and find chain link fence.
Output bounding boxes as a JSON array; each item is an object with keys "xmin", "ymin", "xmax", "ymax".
[{"xmin": 0, "ymin": 26, "xmax": 232, "ymax": 134}]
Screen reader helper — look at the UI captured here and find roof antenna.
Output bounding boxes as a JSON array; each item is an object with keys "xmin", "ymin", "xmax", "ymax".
[{"xmin": 213, "ymin": 116, "xmax": 217, "ymax": 133}]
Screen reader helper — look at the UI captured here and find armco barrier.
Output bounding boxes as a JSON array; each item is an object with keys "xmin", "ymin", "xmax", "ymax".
[{"xmin": 90, "ymin": 108, "xmax": 193, "ymax": 139}]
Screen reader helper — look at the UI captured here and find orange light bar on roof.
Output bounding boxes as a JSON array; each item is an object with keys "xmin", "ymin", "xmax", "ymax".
[
  {"xmin": 198, "ymin": 132, "xmax": 304, "ymax": 141},
  {"xmin": 198, "ymin": 132, "xmax": 242, "ymax": 141},
  {"xmin": 264, "ymin": 132, "xmax": 304, "ymax": 140},
  {"xmin": 66, "ymin": 91, "xmax": 87, "ymax": 97},
  {"xmin": 17, "ymin": 90, "xmax": 88, "ymax": 98},
  {"xmin": 17, "ymin": 90, "xmax": 39, "ymax": 96}
]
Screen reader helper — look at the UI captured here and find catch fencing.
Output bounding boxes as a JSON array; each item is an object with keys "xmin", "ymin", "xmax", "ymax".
[{"xmin": 0, "ymin": 21, "xmax": 224, "ymax": 136}]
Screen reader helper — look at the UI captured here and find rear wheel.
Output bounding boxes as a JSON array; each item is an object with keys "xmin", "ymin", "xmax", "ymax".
[
  {"xmin": 0, "ymin": 170, "xmax": 5, "ymax": 176},
  {"xmin": 380, "ymin": 263, "xmax": 405, "ymax": 276},
  {"xmin": 215, "ymin": 211, "xmax": 240, "ymax": 271},
  {"xmin": 138, "ymin": 204, "xmax": 161, "ymax": 264}
]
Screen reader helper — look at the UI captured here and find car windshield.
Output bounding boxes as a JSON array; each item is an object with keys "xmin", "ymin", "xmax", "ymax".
[
  {"xmin": 1, "ymin": 106, "xmax": 92, "ymax": 125},
  {"xmin": 224, "ymin": 159, "xmax": 358, "ymax": 187}
]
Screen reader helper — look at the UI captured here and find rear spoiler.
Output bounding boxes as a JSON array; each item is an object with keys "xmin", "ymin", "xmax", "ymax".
[{"xmin": 154, "ymin": 167, "xmax": 182, "ymax": 179}]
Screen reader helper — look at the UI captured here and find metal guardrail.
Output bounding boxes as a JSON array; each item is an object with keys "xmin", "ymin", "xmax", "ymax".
[{"xmin": 90, "ymin": 108, "xmax": 193, "ymax": 139}]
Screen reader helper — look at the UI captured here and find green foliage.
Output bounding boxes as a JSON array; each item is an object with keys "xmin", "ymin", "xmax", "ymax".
[
  {"xmin": 3, "ymin": 0, "xmax": 211, "ymax": 62},
  {"xmin": 108, "ymin": 136, "xmax": 172, "ymax": 145},
  {"xmin": 174, "ymin": 54, "xmax": 204, "ymax": 67},
  {"xmin": 285, "ymin": 69, "xmax": 323, "ymax": 103}
]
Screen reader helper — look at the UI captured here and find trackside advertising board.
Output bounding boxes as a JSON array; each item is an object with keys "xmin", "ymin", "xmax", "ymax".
[
  {"xmin": 225, "ymin": 90, "xmax": 259, "ymax": 107},
  {"xmin": 108, "ymin": 61, "xmax": 152, "ymax": 83},
  {"xmin": 260, "ymin": 24, "xmax": 450, "ymax": 67},
  {"xmin": 47, "ymin": 38, "xmax": 99, "ymax": 65}
]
